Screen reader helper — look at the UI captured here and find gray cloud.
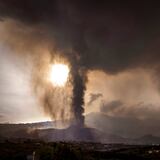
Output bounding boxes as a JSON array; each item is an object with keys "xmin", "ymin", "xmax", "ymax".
[
  {"xmin": 100, "ymin": 100, "xmax": 123, "ymax": 113},
  {"xmin": 86, "ymin": 111, "xmax": 160, "ymax": 138},
  {"xmin": 100, "ymin": 100, "xmax": 160, "ymax": 120},
  {"xmin": 0, "ymin": 1, "xmax": 160, "ymax": 72},
  {"xmin": 0, "ymin": 0, "xmax": 160, "ymax": 126},
  {"xmin": 87, "ymin": 93, "xmax": 103, "ymax": 106},
  {"xmin": 86, "ymin": 100, "xmax": 160, "ymax": 138}
]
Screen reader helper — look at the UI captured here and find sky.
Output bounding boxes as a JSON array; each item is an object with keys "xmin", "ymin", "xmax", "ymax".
[
  {"xmin": 0, "ymin": 43, "xmax": 50, "ymax": 123},
  {"xmin": 0, "ymin": 0, "xmax": 160, "ymax": 136}
]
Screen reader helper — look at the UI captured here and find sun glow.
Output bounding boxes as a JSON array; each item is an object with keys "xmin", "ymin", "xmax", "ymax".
[{"xmin": 49, "ymin": 63, "xmax": 69, "ymax": 87}]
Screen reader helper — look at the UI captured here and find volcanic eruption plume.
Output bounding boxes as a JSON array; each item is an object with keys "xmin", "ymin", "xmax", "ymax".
[
  {"xmin": 1, "ymin": 0, "xmax": 160, "ymax": 127},
  {"xmin": 70, "ymin": 61, "xmax": 87, "ymax": 126}
]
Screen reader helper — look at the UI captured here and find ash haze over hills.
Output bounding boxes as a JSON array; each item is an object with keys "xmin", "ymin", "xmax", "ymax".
[
  {"xmin": 1, "ymin": 117, "xmax": 160, "ymax": 144},
  {"xmin": 0, "ymin": 0, "xmax": 160, "ymax": 139}
]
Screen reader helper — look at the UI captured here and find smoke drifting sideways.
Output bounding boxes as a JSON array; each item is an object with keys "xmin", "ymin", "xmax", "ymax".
[{"xmin": 0, "ymin": 0, "xmax": 160, "ymax": 126}]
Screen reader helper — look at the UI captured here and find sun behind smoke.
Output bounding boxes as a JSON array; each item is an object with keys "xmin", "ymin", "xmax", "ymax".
[{"xmin": 49, "ymin": 63, "xmax": 69, "ymax": 87}]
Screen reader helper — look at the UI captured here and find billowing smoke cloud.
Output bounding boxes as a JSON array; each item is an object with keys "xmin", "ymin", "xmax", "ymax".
[
  {"xmin": 87, "ymin": 93, "xmax": 103, "ymax": 106},
  {"xmin": 85, "ymin": 100, "xmax": 160, "ymax": 137},
  {"xmin": 100, "ymin": 100, "xmax": 160, "ymax": 120},
  {"xmin": 0, "ymin": 0, "xmax": 160, "ymax": 126},
  {"xmin": 100, "ymin": 100, "xmax": 123, "ymax": 113}
]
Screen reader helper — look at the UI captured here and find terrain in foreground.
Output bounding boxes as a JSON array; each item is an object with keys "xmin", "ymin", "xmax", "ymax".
[{"xmin": 1, "ymin": 140, "xmax": 160, "ymax": 160}]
